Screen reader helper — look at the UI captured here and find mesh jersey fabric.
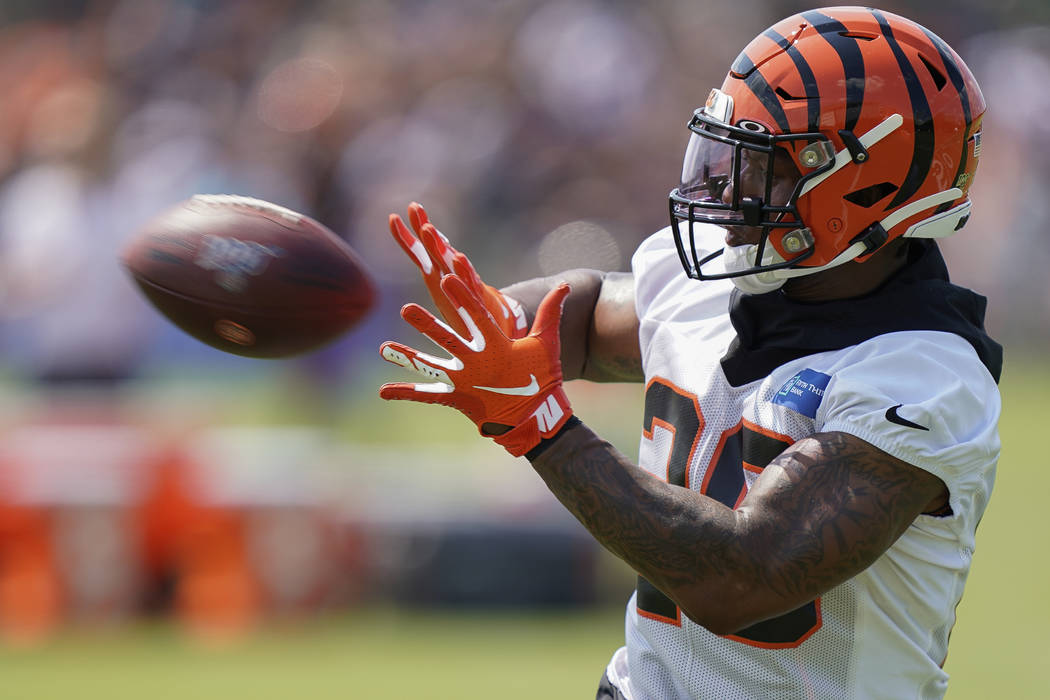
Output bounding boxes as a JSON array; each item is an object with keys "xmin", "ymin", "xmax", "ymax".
[{"xmin": 604, "ymin": 225, "xmax": 1001, "ymax": 700}]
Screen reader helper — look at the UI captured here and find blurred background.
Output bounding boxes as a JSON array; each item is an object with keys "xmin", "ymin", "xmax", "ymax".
[{"xmin": 0, "ymin": 0, "xmax": 1046, "ymax": 698}]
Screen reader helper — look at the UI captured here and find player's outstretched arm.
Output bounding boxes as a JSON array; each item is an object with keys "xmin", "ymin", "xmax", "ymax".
[
  {"xmin": 501, "ymin": 270, "xmax": 641, "ymax": 383},
  {"xmin": 388, "ymin": 203, "xmax": 641, "ymax": 384},
  {"xmin": 528, "ymin": 422, "xmax": 946, "ymax": 634}
]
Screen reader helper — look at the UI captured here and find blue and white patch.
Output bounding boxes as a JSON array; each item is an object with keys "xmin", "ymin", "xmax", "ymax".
[{"xmin": 773, "ymin": 369, "xmax": 832, "ymax": 418}]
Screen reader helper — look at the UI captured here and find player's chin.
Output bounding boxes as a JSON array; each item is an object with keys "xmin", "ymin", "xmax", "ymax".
[{"xmin": 722, "ymin": 225, "xmax": 761, "ymax": 248}]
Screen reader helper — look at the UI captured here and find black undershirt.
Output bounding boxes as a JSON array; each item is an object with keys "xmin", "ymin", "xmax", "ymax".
[{"xmin": 720, "ymin": 240, "xmax": 1002, "ymax": 387}]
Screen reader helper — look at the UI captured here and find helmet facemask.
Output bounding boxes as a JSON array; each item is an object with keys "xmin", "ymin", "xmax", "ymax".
[{"xmin": 669, "ymin": 96, "xmax": 836, "ymax": 292}]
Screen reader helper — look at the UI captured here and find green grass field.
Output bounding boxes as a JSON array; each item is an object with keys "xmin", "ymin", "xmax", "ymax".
[
  {"xmin": 0, "ymin": 608, "xmax": 626, "ymax": 700},
  {"xmin": 0, "ymin": 363, "xmax": 1045, "ymax": 699}
]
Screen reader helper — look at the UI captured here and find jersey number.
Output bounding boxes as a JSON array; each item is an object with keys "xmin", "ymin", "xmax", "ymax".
[{"xmin": 635, "ymin": 378, "xmax": 822, "ymax": 649}]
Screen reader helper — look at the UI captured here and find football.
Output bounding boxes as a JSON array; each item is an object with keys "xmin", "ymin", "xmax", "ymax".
[{"xmin": 122, "ymin": 194, "xmax": 376, "ymax": 358}]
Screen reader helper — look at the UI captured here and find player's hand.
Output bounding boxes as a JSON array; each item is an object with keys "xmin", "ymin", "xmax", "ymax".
[
  {"xmin": 379, "ymin": 275, "xmax": 572, "ymax": 457},
  {"xmin": 388, "ymin": 203, "xmax": 528, "ymax": 339}
]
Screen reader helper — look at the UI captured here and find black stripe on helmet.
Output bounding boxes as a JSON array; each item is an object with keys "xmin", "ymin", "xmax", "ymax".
[
  {"xmin": 772, "ymin": 30, "xmax": 822, "ymax": 133},
  {"xmin": 872, "ymin": 9, "xmax": 935, "ymax": 210},
  {"xmin": 743, "ymin": 69, "xmax": 792, "ymax": 133},
  {"xmin": 764, "ymin": 27, "xmax": 792, "ymax": 50},
  {"xmin": 801, "ymin": 10, "xmax": 865, "ymax": 133},
  {"xmin": 733, "ymin": 27, "xmax": 820, "ymax": 133},
  {"xmin": 731, "ymin": 49, "xmax": 756, "ymax": 77},
  {"xmin": 731, "ymin": 28, "xmax": 790, "ymax": 76},
  {"xmin": 921, "ymin": 28, "xmax": 974, "ymax": 214},
  {"xmin": 921, "ymin": 29, "xmax": 971, "ymax": 123}
]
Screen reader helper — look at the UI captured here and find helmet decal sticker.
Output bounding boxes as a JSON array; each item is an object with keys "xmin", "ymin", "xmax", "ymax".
[{"xmin": 736, "ymin": 119, "xmax": 771, "ymax": 134}]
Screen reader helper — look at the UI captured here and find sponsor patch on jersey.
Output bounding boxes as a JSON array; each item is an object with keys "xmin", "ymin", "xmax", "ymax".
[{"xmin": 773, "ymin": 369, "xmax": 832, "ymax": 418}]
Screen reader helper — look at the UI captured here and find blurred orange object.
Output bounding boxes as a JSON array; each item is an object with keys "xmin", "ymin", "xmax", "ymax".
[
  {"xmin": 172, "ymin": 427, "xmax": 339, "ymax": 640},
  {"xmin": 0, "ymin": 506, "xmax": 62, "ymax": 645},
  {"xmin": 175, "ymin": 507, "xmax": 262, "ymax": 641}
]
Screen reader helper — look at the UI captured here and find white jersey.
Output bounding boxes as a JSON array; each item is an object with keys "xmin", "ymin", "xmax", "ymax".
[{"xmin": 605, "ymin": 226, "xmax": 1001, "ymax": 700}]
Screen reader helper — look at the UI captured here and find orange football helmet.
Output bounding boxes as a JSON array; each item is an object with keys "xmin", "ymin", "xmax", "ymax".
[{"xmin": 669, "ymin": 6, "xmax": 985, "ymax": 291}]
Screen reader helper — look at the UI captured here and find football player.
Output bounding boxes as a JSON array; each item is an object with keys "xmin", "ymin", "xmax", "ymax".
[{"xmin": 379, "ymin": 7, "xmax": 1001, "ymax": 699}]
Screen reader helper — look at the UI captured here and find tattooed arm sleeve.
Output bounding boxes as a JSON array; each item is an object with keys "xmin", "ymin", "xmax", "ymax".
[{"xmin": 529, "ymin": 422, "xmax": 946, "ymax": 634}]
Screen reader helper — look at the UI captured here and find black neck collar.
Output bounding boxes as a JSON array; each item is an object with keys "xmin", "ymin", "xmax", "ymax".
[{"xmin": 720, "ymin": 241, "xmax": 1003, "ymax": 386}]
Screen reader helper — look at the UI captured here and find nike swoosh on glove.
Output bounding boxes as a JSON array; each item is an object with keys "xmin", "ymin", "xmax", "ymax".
[
  {"xmin": 379, "ymin": 275, "xmax": 572, "ymax": 457},
  {"xmin": 389, "ymin": 203, "xmax": 528, "ymax": 340}
]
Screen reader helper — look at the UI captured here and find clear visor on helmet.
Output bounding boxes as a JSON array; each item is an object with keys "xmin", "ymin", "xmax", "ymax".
[
  {"xmin": 673, "ymin": 124, "xmax": 802, "ymax": 225},
  {"xmin": 669, "ymin": 109, "xmax": 837, "ymax": 282}
]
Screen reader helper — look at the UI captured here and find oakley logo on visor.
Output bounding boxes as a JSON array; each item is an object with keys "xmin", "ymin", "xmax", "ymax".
[{"xmin": 736, "ymin": 119, "xmax": 771, "ymax": 134}]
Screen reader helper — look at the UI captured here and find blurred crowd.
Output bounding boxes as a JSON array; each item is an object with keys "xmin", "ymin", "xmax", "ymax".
[{"xmin": 0, "ymin": 0, "xmax": 1045, "ymax": 386}]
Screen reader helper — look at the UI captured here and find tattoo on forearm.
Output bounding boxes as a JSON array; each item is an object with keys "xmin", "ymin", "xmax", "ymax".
[
  {"xmin": 586, "ymin": 351, "xmax": 645, "ymax": 383},
  {"xmin": 749, "ymin": 432, "xmax": 934, "ymax": 600},
  {"xmin": 532, "ymin": 425, "xmax": 938, "ymax": 620},
  {"xmin": 532, "ymin": 427, "xmax": 739, "ymax": 592}
]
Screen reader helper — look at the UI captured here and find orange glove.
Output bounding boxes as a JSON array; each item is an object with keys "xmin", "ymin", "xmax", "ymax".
[
  {"xmin": 379, "ymin": 275, "xmax": 573, "ymax": 457},
  {"xmin": 388, "ymin": 203, "xmax": 528, "ymax": 339}
]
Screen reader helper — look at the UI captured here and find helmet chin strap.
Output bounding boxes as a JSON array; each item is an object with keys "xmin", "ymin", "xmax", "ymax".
[
  {"xmin": 726, "ymin": 235, "xmax": 874, "ymax": 294},
  {"xmin": 726, "ymin": 187, "xmax": 967, "ymax": 294},
  {"xmin": 723, "ymin": 243, "xmax": 788, "ymax": 295}
]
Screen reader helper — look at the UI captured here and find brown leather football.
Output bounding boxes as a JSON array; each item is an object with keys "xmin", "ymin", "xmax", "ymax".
[{"xmin": 122, "ymin": 194, "xmax": 376, "ymax": 358}]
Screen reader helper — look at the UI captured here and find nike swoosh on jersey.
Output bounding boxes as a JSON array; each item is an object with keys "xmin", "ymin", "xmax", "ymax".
[
  {"xmin": 473, "ymin": 375, "xmax": 540, "ymax": 396},
  {"xmin": 885, "ymin": 404, "xmax": 929, "ymax": 431}
]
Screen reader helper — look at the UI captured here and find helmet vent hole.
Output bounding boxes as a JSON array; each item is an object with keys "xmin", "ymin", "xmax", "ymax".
[
  {"xmin": 918, "ymin": 54, "xmax": 948, "ymax": 90},
  {"xmin": 838, "ymin": 31, "xmax": 877, "ymax": 41},
  {"xmin": 775, "ymin": 86, "xmax": 805, "ymax": 101},
  {"xmin": 844, "ymin": 182, "xmax": 899, "ymax": 208}
]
